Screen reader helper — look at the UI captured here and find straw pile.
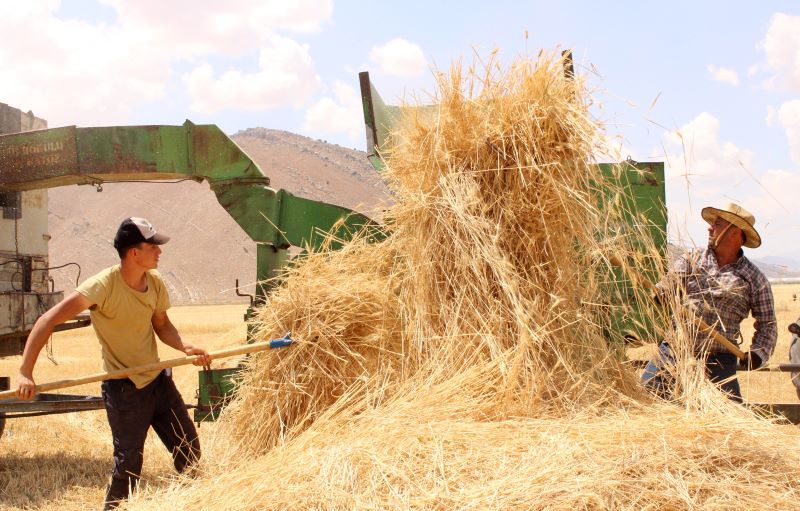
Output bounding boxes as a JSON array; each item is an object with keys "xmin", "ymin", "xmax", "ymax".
[
  {"xmin": 221, "ymin": 238, "xmax": 404, "ymax": 455},
  {"xmin": 126, "ymin": 51, "xmax": 800, "ymax": 510}
]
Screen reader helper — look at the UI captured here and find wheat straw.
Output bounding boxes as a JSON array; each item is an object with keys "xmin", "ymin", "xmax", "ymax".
[{"xmin": 124, "ymin": 50, "xmax": 800, "ymax": 511}]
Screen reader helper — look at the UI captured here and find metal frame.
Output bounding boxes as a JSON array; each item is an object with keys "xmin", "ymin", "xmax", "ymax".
[{"xmin": 0, "ymin": 392, "xmax": 104, "ymax": 418}]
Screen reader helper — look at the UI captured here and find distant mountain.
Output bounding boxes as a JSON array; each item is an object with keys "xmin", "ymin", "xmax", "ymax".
[
  {"xmin": 752, "ymin": 260, "xmax": 800, "ymax": 279},
  {"xmin": 669, "ymin": 244, "xmax": 800, "ymax": 279},
  {"xmin": 752, "ymin": 255, "xmax": 800, "ymax": 277}
]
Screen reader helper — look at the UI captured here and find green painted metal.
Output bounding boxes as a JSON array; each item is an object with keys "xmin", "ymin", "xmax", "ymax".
[
  {"xmin": 0, "ymin": 119, "xmax": 389, "ymax": 423},
  {"xmin": 597, "ymin": 161, "xmax": 667, "ymax": 345},
  {"xmin": 598, "ymin": 161, "xmax": 667, "ymax": 260},
  {"xmin": 194, "ymin": 367, "xmax": 240, "ymax": 422},
  {"xmin": 0, "ymin": 122, "xmax": 265, "ymax": 190},
  {"xmin": 359, "ymin": 71, "xmax": 436, "ymax": 171},
  {"xmin": 359, "ymin": 72, "xmax": 397, "ymax": 170},
  {"xmin": 255, "ymin": 244, "xmax": 291, "ymax": 304},
  {"xmin": 0, "ymin": 120, "xmax": 384, "ymax": 309},
  {"xmin": 209, "ymin": 184, "xmax": 382, "ymax": 250}
]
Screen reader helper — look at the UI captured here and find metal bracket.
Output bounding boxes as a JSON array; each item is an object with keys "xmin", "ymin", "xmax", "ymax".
[{"xmin": 235, "ymin": 278, "xmax": 254, "ymax": 307}]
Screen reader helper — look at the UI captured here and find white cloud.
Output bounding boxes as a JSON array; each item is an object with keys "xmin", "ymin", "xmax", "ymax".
[
  {"xmin": 0, "ymin": 0, "xmax": 331, "ymax": 126},
  {"xmin": 661, "ymin": 113, "xmax": 756, "ymax": 247},
  {"xmin": 758, "ymin": 12, "xmax": 800, "ymax": 90},
  {"xmin": 741, "ymin": 168, "xmax": 800, "ymax": 256},
  {"xmin": 707, "ymin": 65, "xmax": 740, "ymax": 86},
  {"xmin": 0, "ymin": 4, "xmax": 170, "ymax": 126},
  {"xmin": 593, "ymin": 133, "xmax": 638, "ymax": 162},
  {"xmin": 369, "ymin": 38, "xmax": 427, "ymax": 77},
  {"xmin": 183, "ymin": 36, "xmax": 321, "ymax": 113},
  {"xmin": 101, "ymin": 0, "xmax": 332, "ymax": 55},
  {"xmin": 766, "ymin": 105, "xmax": 778, "ymax": 126},
  {"xmin": 659, "ymin": 113, "xmax": 797, "ymax": 257},
  {"xmin": 304, "ymin": 82, "xmax": 363, "ymax": 142},
  {"xmin": 663, "ymin": 112, "xmax": 753, "ymax": 186},
  {"xmin": 776, "ymin": 100, "xmax": 800, "ymax": 165}
]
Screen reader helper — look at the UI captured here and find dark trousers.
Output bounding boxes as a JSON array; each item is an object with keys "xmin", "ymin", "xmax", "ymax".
[
  {"xmin": 101, "ymin": 370, "xmax": 200, "ymax": 510},
  {"xmin": 641, "ymin": 342, "xmax": 742, "ymax": 402}
]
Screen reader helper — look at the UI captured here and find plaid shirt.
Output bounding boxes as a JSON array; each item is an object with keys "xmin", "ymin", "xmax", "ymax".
[{"xmin": 662, "ymin": 247, "xmax": 777, "ymax": 363}]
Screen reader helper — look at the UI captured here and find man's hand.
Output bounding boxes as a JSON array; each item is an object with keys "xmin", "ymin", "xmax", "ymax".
[
  {"xmin": 17, "ymin": 372, "xmax": 37, "ymax": 400},
  {"xmin": 184, "ymin": 344, "xmax": 211, "ymax": 367},
  {"xmin": 739, "ymin": 351, "xmax": 763, "ymax": 371}
]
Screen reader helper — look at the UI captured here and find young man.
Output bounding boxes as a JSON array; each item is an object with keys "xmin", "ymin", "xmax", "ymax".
[
  {"xmin": 16, "ymin": 217, "xmax": 211, "ymax": 510},
  {"xmin": 641, "ymin": 203, "xmax": 777, "ymax": 402}
]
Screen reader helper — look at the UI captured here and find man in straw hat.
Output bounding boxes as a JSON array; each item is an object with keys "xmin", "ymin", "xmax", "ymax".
[
  {"xmin": 15, "ymin": 217, "xmax": 211, "ymax": 510},
  {"xmin": 641, "ymin": 202, "xmax": 777, "ymax": 402}
]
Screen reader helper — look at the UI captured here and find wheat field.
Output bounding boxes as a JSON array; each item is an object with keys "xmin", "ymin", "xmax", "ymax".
[
  {"xmin": 0, "ymin": 304, "xmax": 249, "ymax": 510},
  {"xmin": 4, "ymin": 50, "xmax": 800, "ymax": 510},
  {"xmin": 1, "ymin": 289, "xmax": 798, "ymax": 510}
]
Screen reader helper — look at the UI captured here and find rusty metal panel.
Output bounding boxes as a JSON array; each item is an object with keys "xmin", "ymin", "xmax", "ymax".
[
  {"xmin": 0, "ymin": 393, "xmax": 104, "ymax": 415},
  {"xmin": 19, "ymin": 109, "xmax": 46, "ymax": 132},
  {"xmin": 0, "ymin": 336, "xmax": 24, "ymax": 357},
  {"xmin": 0, "ymin": 190, "xmax": 50, "ymax": 254},
  {"xmin": 75, "ymin": 125, "xmax": 169, "ymax": 175},
  {"xmin": 0, "ymin": 126, "xmax": 79, "ymax": 189},
  {"xmin": 0, "ymin": 292, "xmax": 24, "ymax": 335},
  {"xmin": 0, "ymin": 254, "xmax": 55, "ymax": 293},
  {"xmin": 0, "ymin": 312, "xmax": 87, "ymax": 358},
  {"xmin": 0, "ymin": 103, "xmax": 22, "ymax": 135},
  {"xmin": 0, "ymin": 103, "xmax": 46, "ymax": 135},
  {"xmin": 30, "ymin": 255, "xmax": 52, "ymax": 293},
  {"xmin": 0, "ymin": 291, "xmax": 61, "ymax": 337}
]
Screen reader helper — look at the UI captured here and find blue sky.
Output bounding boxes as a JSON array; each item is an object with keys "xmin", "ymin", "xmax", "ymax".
[{"xmin": 2, "ymin": 1, "xmax": 800, "ymax": 262}]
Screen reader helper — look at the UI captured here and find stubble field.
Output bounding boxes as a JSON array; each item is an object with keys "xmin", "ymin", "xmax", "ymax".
[
  {"xmin": 0, "ymin": 304, "xmax": 248, "ymax": 510},
  {"xmin": 1, "ymin": 285, "xmax": 800, "ymax": 510}
]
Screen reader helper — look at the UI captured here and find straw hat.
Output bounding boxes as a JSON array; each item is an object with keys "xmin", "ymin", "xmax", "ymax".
[{"xmin": 701, "ymin": 202, "xmax": 761, "ymax": 249}]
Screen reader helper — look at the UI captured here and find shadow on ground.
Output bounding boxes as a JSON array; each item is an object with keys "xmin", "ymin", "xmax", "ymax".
[{"xmin": 0, "ymin": 453, "xmax": 108, "ymax": 508}]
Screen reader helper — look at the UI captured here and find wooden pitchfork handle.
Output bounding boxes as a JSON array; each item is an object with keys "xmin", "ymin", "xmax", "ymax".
[
  {"xmin": 0, "ymin": 334, "xmax": 293, "ymax": 401},
  {"xmin": 608, "ymin": 255, "xmax": 746, "ymax": 361}
]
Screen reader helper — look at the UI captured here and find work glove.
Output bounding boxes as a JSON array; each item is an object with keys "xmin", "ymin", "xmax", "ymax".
[{"xmin": 739, "ymin": 351, "xmax": 763, "ymax": 371}]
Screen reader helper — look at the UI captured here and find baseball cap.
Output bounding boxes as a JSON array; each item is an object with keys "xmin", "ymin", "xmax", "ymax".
[{"xmin": 113, "ymin": 217, "xmax": 170, "ymax": 250}]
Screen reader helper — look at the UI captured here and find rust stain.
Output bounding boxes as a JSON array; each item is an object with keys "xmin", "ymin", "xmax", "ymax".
[
  {"xmin": 0, "ymin": 129, "xmax": 78, "ymax": 187},
  {"xmin": 21, "ymin": 190, "xmax": 45, "ymax": 208},
  {"xmin": 78, "ymin": 127, "xmax": 161, "ymax": 174}
]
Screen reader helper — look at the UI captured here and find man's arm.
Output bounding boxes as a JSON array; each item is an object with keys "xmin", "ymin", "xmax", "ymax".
[
  {"xmin": 653, "ymin": 251, "xmax": 692, "ymax": 303},
  {"xmin": 748, "ymin": 276, "xmax": 777, "ymax": 366},
  {"xmin": 17, "ymin": 291, "xmax": 93, "ymax": 400},
  {"xmin": 151, "ymin": 310, "xmax": 211, "ymax": 366}
]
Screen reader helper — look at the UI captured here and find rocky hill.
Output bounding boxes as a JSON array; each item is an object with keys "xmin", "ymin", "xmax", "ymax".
[
  {"xmin": 47, "ymin": 129, "xmax": 391, "ymax": 305},
  {"xmin": 667, "ymin": 244, "xmax": 800, "ymax": 279}
]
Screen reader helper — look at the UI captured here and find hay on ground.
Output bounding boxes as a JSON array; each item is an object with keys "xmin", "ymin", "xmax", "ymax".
[{"xmin": 125, "ymin": 50, "xmax": 800, "ymax": 511}]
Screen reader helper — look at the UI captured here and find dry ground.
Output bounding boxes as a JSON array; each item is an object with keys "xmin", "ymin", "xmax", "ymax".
[
  {"xmin": 738, "ymin": 281, "xmax": 800, "ymax": 403},
  {"xmin": 0, "ymin": 304, "xmax": 248, "ymax": 510},
  {"xmin": 2, "ymin": 286, "xmax": 800, "ymax": 511}
]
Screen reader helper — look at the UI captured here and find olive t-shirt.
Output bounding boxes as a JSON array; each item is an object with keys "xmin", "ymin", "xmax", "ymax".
[{"xmin": 76, "ymin": 265, "xmax": 170, "ymax": 388}]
